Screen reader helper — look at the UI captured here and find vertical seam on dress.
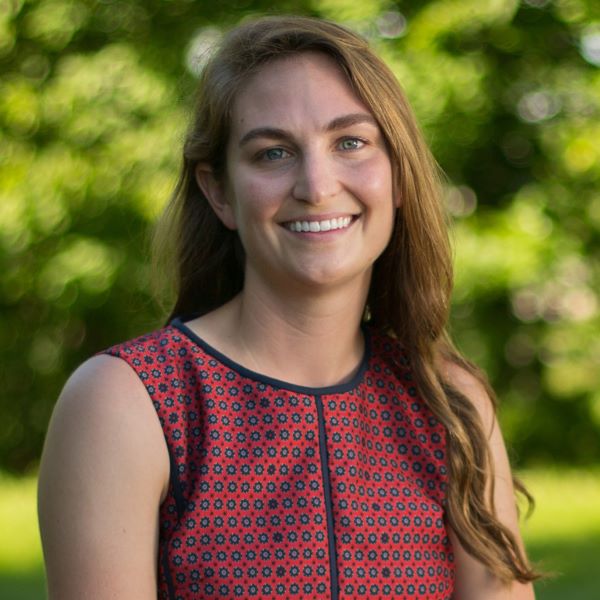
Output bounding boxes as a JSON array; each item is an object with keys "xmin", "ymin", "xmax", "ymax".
[
  {"xmin": 315, "ymin": 394, "xmax": 339, "ymax": 600},
  {"xmin": 161, "ymin": 542, "xmax": 177, "ymax": 600}
]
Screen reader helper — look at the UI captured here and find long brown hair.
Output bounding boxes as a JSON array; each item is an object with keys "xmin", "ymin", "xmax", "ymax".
[{"xmin": 155, "ymin": 15, "xmax": 537, "ymax": 583}]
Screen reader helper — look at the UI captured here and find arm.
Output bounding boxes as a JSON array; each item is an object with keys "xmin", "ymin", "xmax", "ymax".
[
  {"xmin": 443, "ymin": 363, "xmax": 535, "ymax": 600},
  {"xmin": 38, "ymin": 355, "xmax": 170, "ymax": 600}
]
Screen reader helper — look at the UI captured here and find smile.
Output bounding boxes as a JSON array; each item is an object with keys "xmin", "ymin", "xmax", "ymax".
[{"xmin": 284, "ymin": 216, "xmax": 354, "ymax": 233}]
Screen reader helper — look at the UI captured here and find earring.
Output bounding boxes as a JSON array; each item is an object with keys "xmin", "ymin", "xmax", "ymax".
[{"xmin": 362, "ymin": 304, "xmax": 372, "ymax": 322}]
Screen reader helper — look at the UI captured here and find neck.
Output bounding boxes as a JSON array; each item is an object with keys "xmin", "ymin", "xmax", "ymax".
[{"xmin": 207, "ymin": 271, "xmax": 370, "ymax": 388}]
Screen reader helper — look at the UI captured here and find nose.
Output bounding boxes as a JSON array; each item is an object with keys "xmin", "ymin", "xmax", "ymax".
[{"xmin": 292, "ymin": 152, "xmax": 341, "ymax": 204}]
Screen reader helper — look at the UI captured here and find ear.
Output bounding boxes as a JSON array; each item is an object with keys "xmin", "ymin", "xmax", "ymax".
[{"xmin": 195, "ymin": 163, "xmax": 237, "ymax": 230}]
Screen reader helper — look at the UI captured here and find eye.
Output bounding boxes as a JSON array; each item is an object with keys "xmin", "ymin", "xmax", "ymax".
[
  {"xmin": 338, "ymin": 137, "xmax": 365, "ymax": 151},
  {"xmin": 259, "ymin": 147, "xmax": 291, "ymax": 161}
]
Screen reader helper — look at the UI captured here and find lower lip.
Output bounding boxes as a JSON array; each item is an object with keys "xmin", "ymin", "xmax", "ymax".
[{"xmin": 282, "ymin": 217, "xmax": 358, "ymax": 239}]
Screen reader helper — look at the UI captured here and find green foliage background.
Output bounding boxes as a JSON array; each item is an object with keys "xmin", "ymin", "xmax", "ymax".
[{"xmin": 1, "ymin": 0, "xmax": 599, "ymax": 473}]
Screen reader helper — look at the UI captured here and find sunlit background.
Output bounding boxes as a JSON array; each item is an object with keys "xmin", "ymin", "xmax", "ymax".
[{"xmin": 1, "ymin": 0, "xmax": 599, "ymax": 598}]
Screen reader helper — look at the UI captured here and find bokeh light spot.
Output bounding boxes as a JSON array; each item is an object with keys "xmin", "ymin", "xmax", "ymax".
[
  {"xmin": 185, "ymin": 27, "xmax": 222, "ymax": 77},
  {"xmin": 580, "ymin": 25, "xmax": 600, "ymax": 67},
  {"xmin": 376, "ymin": 11, "xmax": 407, "ymax": 39},
  {"xmin": 517, "ymin": 90, "xmax": 561, "ymax": 123},
  {"xmin": 564, "ymin": 137, "xmax": 597, "ymax": 173},
  {"xmin": 445, "ymin": 185, "xmax": 477, "ymax": 217}
]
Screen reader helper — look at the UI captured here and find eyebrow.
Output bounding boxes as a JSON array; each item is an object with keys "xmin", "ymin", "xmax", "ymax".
[{"xmin": 238, "ymin": 113, "xmax": 378, "ymax": 147}]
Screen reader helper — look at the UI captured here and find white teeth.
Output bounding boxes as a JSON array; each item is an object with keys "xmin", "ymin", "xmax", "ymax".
[{"xmin": 285, "ymin": 216, "xmax": 354, "ymax": 233}]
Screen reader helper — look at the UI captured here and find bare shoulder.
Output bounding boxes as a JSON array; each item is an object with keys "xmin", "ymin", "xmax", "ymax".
[
  {"xmin": 53, "ymin": 353, "xmax": 159, "ymax": 422},
  {"xmin": 38, "ymin": 354, "xmax": 169, "ymax": 599},
  {"xmin": 39, "ymin": 352, "xmax": 170, "ymax": 502},
  {"xmin": 439, "ymin": 358, "xmax": 536, "ymax": 599},
  {"xmin": 438, "ymin": 357, "xmax": 495, "ymax": 433},
  {"xmin": 41, "ymin": 354, "xmax": 169, "ymax": 471}
]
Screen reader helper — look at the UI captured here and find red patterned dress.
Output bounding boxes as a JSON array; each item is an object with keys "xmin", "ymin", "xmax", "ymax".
[{"xmin": 104, "ymin": 318, "xmax": 454, "ymax": 599}]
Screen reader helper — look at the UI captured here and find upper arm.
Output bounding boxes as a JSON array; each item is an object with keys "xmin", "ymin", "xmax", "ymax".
[
  {"xmin": 38, "ymin": 354, "xmax": 170, "ymax": 600},
  {"xmin": 442, "ymin": 362, "xmax": 535, "ymax": 600}
]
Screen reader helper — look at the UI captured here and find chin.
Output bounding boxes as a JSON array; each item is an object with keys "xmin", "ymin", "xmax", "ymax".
[{"xmin": 287, "ymin": 264, "xmax": 371, "ymax": 291}]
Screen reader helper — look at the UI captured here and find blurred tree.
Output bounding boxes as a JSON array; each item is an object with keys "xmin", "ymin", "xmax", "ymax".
[{"xmin": 0, "ymin": 0, "xmax": 598, "ymax": 472}]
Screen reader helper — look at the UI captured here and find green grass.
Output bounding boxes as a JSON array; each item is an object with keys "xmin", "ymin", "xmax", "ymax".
[
  {"xmin": 0, "ymin": 473, "xmax": 45, "ymax": 600},
  {"xmin": 1, "ymin": 469, "xmax": 599, "ymax": 599},
  {"xmin": 520, "ymin": 468, "xmax": 600, "ymax": 599}
]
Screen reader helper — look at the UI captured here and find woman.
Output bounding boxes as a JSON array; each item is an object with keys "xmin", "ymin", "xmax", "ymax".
[{"xmin": 38, "ymin": 15, "xmax": 538, "ymax": 599}]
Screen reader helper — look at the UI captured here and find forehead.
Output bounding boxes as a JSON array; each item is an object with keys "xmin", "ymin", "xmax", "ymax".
[{"xmin": 229, "ymin": 52, "xmax": 372, "ymax": 135}]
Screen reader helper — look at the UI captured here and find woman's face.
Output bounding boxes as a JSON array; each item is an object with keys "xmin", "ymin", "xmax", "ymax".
[{"xmin": 204, "ymin": 51, "xmax": 396, "ymax": 295}]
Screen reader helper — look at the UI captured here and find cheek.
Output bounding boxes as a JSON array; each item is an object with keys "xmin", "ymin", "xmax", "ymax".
[
  {"xmin": 350, "ymin": 157, "xmax": 394, "ymax": 207},
  {"xmin": 232, "ymin": 174, "xmax": 289, "ymax": 222}
]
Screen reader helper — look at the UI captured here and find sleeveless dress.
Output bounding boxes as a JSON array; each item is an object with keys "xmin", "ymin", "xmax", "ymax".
[{"xmin": 104, "ymin": 318, "xmax": 454, "ymax": 599}]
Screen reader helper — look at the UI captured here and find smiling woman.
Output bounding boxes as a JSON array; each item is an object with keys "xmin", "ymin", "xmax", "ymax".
[
  {"xmin": 195, "ymin": 52, "xmax": 395, "ymax": 295},
  {"xmin": 38, "ymin": 15, "xmax": 538, "ymax": 600}
]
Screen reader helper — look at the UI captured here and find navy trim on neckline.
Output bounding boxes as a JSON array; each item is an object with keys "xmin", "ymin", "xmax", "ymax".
[{"xmin": 170, "ymin": 317, "xmax": 371, "ymax": 395}]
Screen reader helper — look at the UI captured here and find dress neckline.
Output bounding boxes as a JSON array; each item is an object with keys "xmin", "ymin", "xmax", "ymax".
[{"xmin": 170, "ymin": 316, "xmax": 371, "ymax": 395}]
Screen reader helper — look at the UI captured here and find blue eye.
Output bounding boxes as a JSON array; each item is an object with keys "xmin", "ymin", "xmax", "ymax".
[
  {"xmin": 339, "ymin": 138, "xmax": 364, "ymax": 150},
  {"xmin": 262, "ymin": 148, "xmax": 289, "ymax": 161}
]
